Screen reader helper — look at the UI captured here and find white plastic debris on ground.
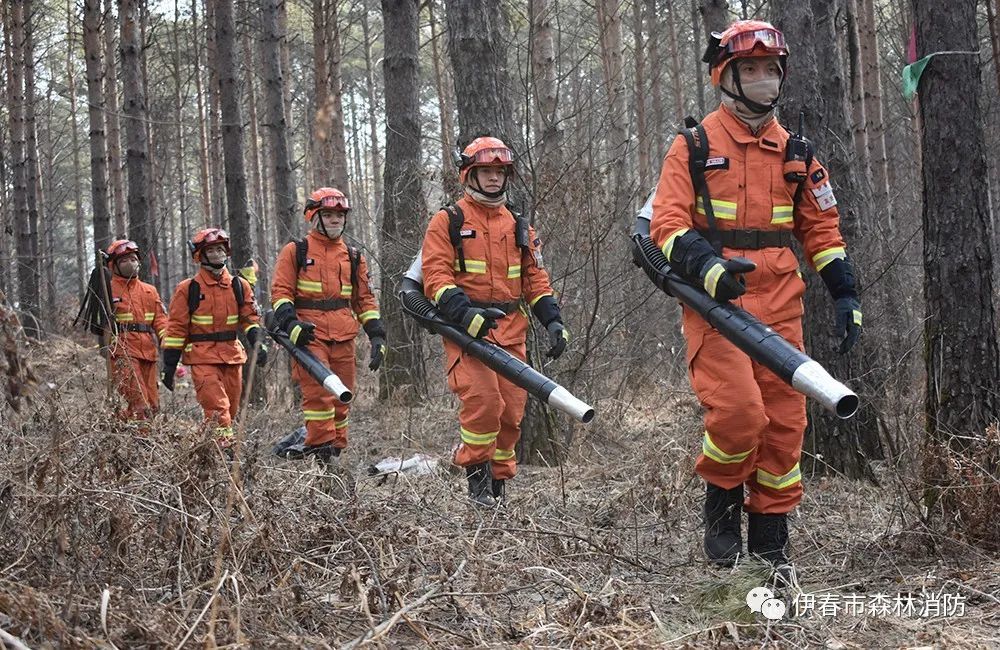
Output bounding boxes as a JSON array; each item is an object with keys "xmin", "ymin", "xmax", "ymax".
[{"xmin": 367, "ymin": 453, "xmax": 438, "ymax": 477}]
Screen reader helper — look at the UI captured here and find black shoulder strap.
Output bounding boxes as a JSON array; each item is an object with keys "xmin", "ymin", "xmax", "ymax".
[
  {"xmin": 680, "ymin": 122, "xmax": 721, "ymax": 255},
  {"xmin": 294, "ymin": 238, "xmax": 308, "ymax": 273},
  {"xmin": 444, "ymin": 204, "xmax": 466, "ymax": 273},
  {"xmin": 348, "ymin": 246, "xmax": 360, "ymax": 292},
  {"xmin": 187, "ymin": 279, "xmax": 201, "ymax": 314},
  {"xmin": 791, "ymin": 145, "xmax": 815, "ymax": 208},
  {"xmin": 509, "ymin": 206, "xmax": 530, "ymax": 251},
  {"xmin": 232, "ymin": 275, "xmax": 245, "ymax": 307}
]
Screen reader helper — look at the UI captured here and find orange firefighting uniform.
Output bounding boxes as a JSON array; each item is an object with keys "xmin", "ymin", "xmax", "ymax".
[
  {"xmin": 270, "ymin": 231, "xmax": 381, "ymax": 449},
  {"xmin": 107, "ymin": 273, "xmax": 169, "ymax": 420},
  {"xmin": 161, "ymin": 268, "xmax": 261, "ymax": 439},
  {"xmin": 651, "ymin": 104, "xmax": 850, "ymax": 514},
  {"xmin": 421, "ymin": 195, "xmax": 556, "ymax": 479}
]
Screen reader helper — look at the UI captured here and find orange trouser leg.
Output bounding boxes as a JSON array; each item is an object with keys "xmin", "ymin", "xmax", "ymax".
[
  {"xmin": 296, "ymin": 339, "xmax": 356, "ymax": 448},
  {"xmin": 112, "ymin": 353, "xmax": 153, "ymax": 420},
  {"xmin": 138, "ymin": 358, "xmax": 159, "ymax": 414},
  {"xmin": 492, "ymin": 342, "xmax": 528, "ymax": 480},
  {"xmin": 445, "ymin": 339, "xmax": 504, "ymax": 468},
  {"xmin": 192, "ymin": 364, "xmax": 236, "ymax": 429},
  {"xmin": 745, "ymin": 317, "xmax": 807, "ymax": 514}
]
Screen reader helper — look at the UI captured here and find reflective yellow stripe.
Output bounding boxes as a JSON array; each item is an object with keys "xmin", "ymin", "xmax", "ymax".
[
  {"xmin": 144, "ymin": 312, "xmax": 155, "ymax": 322},
  {"xmin": 756, "ymin": 463, "xmax": 801, "ymax": 490},
  {"xmin": 162, "ymin": 337, "xmax": 186, "ymax": 349},
  {"xmin": 812, "ymin": 246, "xmax": 846, "ymax": 271},
  {"xmin": 696, "ymin": 197, "xmax": 737, "ymax": 220},
  {"xmin": 357, "ymin": 310, "xmax": 380, "ymax": 324},
  {"xmin": 434, "ymin": 284, "xmax": 457, "ymax": 302},
  {"xmin": 157, "ymin": 329, "xmax": 166, "ymax": 339},
  {"xmin": 662, "ymin": 227, "xmax": 691, "ymax": 259},
  {"xmin": 303, "ymin": 409, "xmax": 336, "ymax": 421},
  {"xmin": 244, "ymin": 323, "xmax": 261, "ymax": 334},
  {"xmin": 771, "ymin": 205, "xmax": 794, "ymax": 225},
  {"xmin": 852, "ymin": 310, "xmax": 863, "ymax": 326},
  {"xmin": 493, "ymin": 448, "xmax": 515, "ymax": 461},
  {"xmin": 184, "ymin": 344, "xmax": 193, "ymax": 352},
  {"xmin": 297, "ymin": 279, "xmax": 323, "ymax": 293},
  {"xmin": 702, "ymin": 431, "xmax": 755, "ymax": 465},
  {"xmin": 453, "ymin": 259, "xmax": 487, "ymax": 273},
  {"xmin": 340, "ymin": 284, "xmax": 353, "ymax": 297},
  {"xmin": 114, "ymin": 313, "xmax": 134, "ymax": 322},
  {"xmin": 225, "ymin": 315, "xmax": 239, "ymax": 325},
  {"xmin": 507, "ymin": 265, "xmax": 521, "ymax": 279},
  {"xmin": 273, "ymin": 297, "xmax": 294, "ymax": 310},
  {"xmin": 335, "ymin": 417, "xmax": 349, "ymax": 430},
  {"xmin": 460, "ymin": 426, "xmax": 498, "ymax": 446},
  {"xmin": 703, "ymin": 263, "xmax": 725, "ymax": 298},
  {"xmin": 191, "ymin": 314, "xmax": 214, "ymax": 325},
  {"xmin": 466, "ymin": 313, "xmax": 485, "ymax": 337},
  {"xmin": 530, "ymin": 292, "xmax": 552, "ymax": 307},
  {"xmin": 215, "ymin": 426, "xmax": 234, "ymax": 439}
]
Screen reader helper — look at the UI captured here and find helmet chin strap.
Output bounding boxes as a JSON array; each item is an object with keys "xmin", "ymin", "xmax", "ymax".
[
  {"xmin": 201, "ymin": 258, "xmax": 227, "ymax": 271},
  {"xmin": 470, "ymin": 168, "xmax": 509, "ymax": 200},
  {"xmin": 313, "ymin": 216, "xmax": 344, "ymax": 239},
  {"xmin": 724, "ymin": 64, "xmax": 783, "ymax": 115}
]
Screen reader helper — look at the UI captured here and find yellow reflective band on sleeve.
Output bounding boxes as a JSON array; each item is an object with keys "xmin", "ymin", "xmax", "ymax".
[
  {"xmin": 184, "ymin": 343, "xmax": 193, "ymax": 352},
  {"xmin": 303, "ymin": 409, "xmax": 336, "ymax": 421},
  {"xmin": 460, "ymin": 426, "xmax": 499, "ymax": 446},
  {"xmin": 812, "ymin": 246, "xmax": 846, "ymax": 271},
  {"xmin": 530, "ymin": 292, "xmax": 552, "ymax": 307},
  {"xmin": 493, "ymin": 448, "xmax": 515, "ymax": 461},
  {"xmin": 144, "ymin": 312, "xmax": 155, "ymax": 322},
  {"xmin": 434, "ymin": 284, "xmax": 458, "ymax": 302},
  {"xmin": 163, "ymin": 337, "xmax": 186, "ymax": 349},
  {"xmin": 467, "ymin": 313, "xmax": 485, "ymax": 337},
  {"xmin": 114, "ymin": 313, "xmax": 134, "ymax": 322},
  {"xmin": 340, "ymin": 284, "xmax": 353, "ymax": 297},
  {"xmin": 296, "ymin": 279, "xmax": 323, "ymax": 293},
  {"xmin": 225, "ymin": 315, "xmax": 239, "ymax": 325},
  {"xmin": 702, "ymin": 431, "xmax": 755, "ymax": 465},
  {"xmin": 334, "ymin": 417, "xmax": 349, "ymax": 430},
  {"xmin": 453, "ymin": 259, "xmax": 487, "ymax": 273},
  {"xmin": 853, "ymin": 310, "xmax": 863, "ymax": 326},
  {"xmin": 157, "ymin": 329, "xmax": 166, "ymax": 338},
  {"xmin": 507, "ymin": 265, "xmax": 522, "ymax": 279},
  {"xmin": 771, "ymin": 205, "xmax": 794, "ymax": 224},
  {"xmin": 357, "ymin": 310, "xmax": 380, "ymax": 324},
  {"xmin": 696, "ymin": 197, "xmax": 737, "ymax": 220},
  {"xmin": 290, "ymin": 325, "xmax": 303, "ymax": 344},
  {"xmin": 756, "ymin": 463, "xmax": 802, "ymax": 490},
  {"xmin": 244, "ymin": 323, "xmax": 261, "ymax": 334},
  {"xmin": 662, "ymin": 227, "xmax": 691, "ymax": 260},
  {"xmin": 191, "ymin": 314, "xmax": 214, "ymax": 325},
  {"xmin": 273, "ymin": 297, "xmax": 294, "ymax": 310},
  {"xmin": 703, "ymin": 263, "xmax": 725, "ymax": 298}
]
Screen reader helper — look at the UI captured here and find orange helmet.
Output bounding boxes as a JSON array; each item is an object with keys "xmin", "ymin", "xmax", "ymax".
[
  {"xmin": 188, "ymin": 227, "xmax": 231, "ymax": 261},
  {"xmin": 105, "ymin": 239, "xmax": 140, "ymax": 267},
  {"xmin": 705, "ymin": 20, "xmax": 788, "ymax": 87},
  {"xmin": 304, "ymin": 187, "xmax": 350, "ymax": 223},
  {"xmin": 455, "ymin": 136, "xmax": 515, "ymax": 185}
]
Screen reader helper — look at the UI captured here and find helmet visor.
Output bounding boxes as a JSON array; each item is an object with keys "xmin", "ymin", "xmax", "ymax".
[
  {"xmin": 470, "ymin": 147, "xmax": 514, "ymax": 166},
  {"xmin": 204, "ymin": 229, "xmax": 229, "ymax": 245},
  {"xmin": 108, "ymin": 240, "xmax": 139, "ymax": 258},
  {"xmin": 724, "ymin": 28, "xmax": 787, "ymax": 58},
  {"xmin": 318, "ymin": 194, "xmax": 350, "ymax": 211}
]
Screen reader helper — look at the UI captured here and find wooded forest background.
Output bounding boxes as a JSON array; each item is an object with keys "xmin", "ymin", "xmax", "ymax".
[{"xmin": 1, "ymin": 0, "xmax": 999, "ymax": 502}]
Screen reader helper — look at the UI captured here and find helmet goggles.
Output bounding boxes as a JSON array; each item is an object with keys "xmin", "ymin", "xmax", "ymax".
[
  {"xmin": 468, "ymin": 146, "xmax": 514, "ymax": 167},
  {"xmin": 306, "ymin": 194, "xmax": 350, "ymax": 212},
  {"xmin": 722, "ymin": 27, "xmax": 787, "ymax": 60}
]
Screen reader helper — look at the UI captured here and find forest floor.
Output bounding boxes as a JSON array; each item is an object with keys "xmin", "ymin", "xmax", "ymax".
[{"xmin": 1, "ymin": 335, "xmax": 998, "ymax": 649}]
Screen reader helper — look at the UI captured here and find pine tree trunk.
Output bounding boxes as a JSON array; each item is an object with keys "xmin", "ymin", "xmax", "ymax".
[
  {"xmin": 215, "ymin": 0, "xmax": 253, "ymax": 268},
  {"xmin": 83, "ymin": 0, "xmax": 111, "ymax": 252},
  {"xmin": 859, "ymin": 0, "xmax": 891, "ymax": 220},
  {"xmin": 173, "ymin": 0, "xmax": 191, "ymax": 278},
  {"xmin": 206, "ymin": 0, "xmax": 226, "ymax": 226},
  {"xmin": 690, "ymin": 0, "xmax": 706, "ymax": 115},
  {"xmin": 243, "ymin": 26, "xmax": 270, "ymax": 290},
  {"xmin": 988, "ymin": 0, "xmax": 1000, "ymax": 95},
  {"xmin": 596, "ymin": 0, "xmax": 630, "ymax": 218},
  {"xmin": 23, "ymin": 0, "xmax": 43, "ymax": 330},
  {"xmin": 631, "ymin": 0, "xmax": 650, "ymax": 191},
  {"xmin": 261, "ymin": 0, "xmax": 297, "ymax": 245},
  {"xmin": 663, "ymin": 0, "xmax": 685, "ymax": 128},
  {"xmin": 361, "ymin": 5, "xmax": 384, "ymax": 219},
  {"xmin": 0, "ymin": 0, "xmax": 13, "ymax": 299},
  {"xmin": 427, "ymin": 0, "xmax": 459, "ymax": 196},
  {"xmin": 119, "ymin": 0, "xmax": 153, "ymax": 279},
  {"xmin": 915, "ymin": 0, "xmax": 1000, "ymax": 441},
  {"xmin": 326, "ymin": 0, "xmax": 350, "ymax": 189},
  {"xmin": 312, "ymin": 0, "xmax": 333, "ymax": 184},
  {"xmin": 67, "ymin": 0, "xmax": 86, "ymax": 295},
  {"xmin": 105, "ymin": 0, "xmax": 126, "ymax": 236},
  {"xmin": 846, "ymin": 0, "xmax": 871, "ymax": 178},
  {"xmin": 379, "ymin": 0, "xmax": 427, "ymax": 401},
  {"xmin": 192, "ymin": 0, "xmax": 212, "ymax": 228},
  {"xmin": 530, "ymin": 0, "xmax": 562, "ymax": 174}
]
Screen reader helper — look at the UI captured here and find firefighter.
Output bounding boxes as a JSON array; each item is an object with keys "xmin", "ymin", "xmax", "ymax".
[
  {"xmin": 100, "ymin": 239, "xmax": 169, "ymax": 421},
  {"xmin": 270, "ymin": 187, "xmax": 385, "ymax": 462},
  {"xmin": 651, "ymin": 20, "xmax": 863, "ymax": 570},
  {"xmin": 421, "ymin": 135, "xmax": 569, "ymax": 507},
  {"xmin": 160, "ymin": 228, "xmax": 266, "ymax": 447}
]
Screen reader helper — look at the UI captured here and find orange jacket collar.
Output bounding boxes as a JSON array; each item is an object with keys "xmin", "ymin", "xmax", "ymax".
[
  {"xmin": 717, "ymin": 103, "xmax": 781, "ymax": 145},
  {"xmin": 197, "ymin": 266, "xmax": 231, "ymax": 287},
  {"xmin": 307, "ymin": 229, "xmax": 344, "ymax": 249}
]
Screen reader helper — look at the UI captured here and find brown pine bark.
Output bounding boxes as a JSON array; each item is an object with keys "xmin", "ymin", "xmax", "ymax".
[
  {"xmin": 690, "ymin": 0, "xmax": 706, "ymax": 115},
  {"xmin": 530, "ymin": 0, "xmax": 562, "ymax": 180},
  {"xmin": 326, "ymin": 0, "xmax": 350, "ymax": 189},
  {"xmin": 67, "ymin": 0, "xmax": 87, "ymax": 295},
  {"xmin": 261, "ymin": 0, "xmax": 297, "ymax": 245},
  {"xmin": 206, "ymin": 0, "xmax": 226, "ymax": 226},
  {"xmin": 596, "ymin": 0, "xmax": 630, "ymax": 218},
  {"xmin": 663, "ymin": 0, "xmax": 685, "ymax": 125},
  {"xmin": 361, "ymin": 4, "xmax": 384, "ymax": 218},
  {"xmin": 631, "ymin": 0, "xmax": 650, "ymax": 190},
  {"xmin": 24, "ymin": 0, "xmax": 43, "ymax": 325},
  {"xmin": 427, "ymin": 0, "xmax": 459, "ymax": 196},
  {"xmin": 846, "ymin": 0, "xmax": 871, "ymax": 181},
  {"xmin": 191, "ymin": 0, "xmax": 212, "ymax": 228},
  {"xmin": 859, "ymin": 0, "xmax": 891, "ymax": 218},
  {"xmin": 312, "ymin": 0, "xmax": 333, "ymax": 184},
  {"xmin": 83, "ymin": 0, "xmax": 111, "ymax": 251},
  {"xmin": 105, "ymin": 0, "xmax": 126, "ymax": 235},
  {"xmin": 243, "ymin": 23, "xmax": 270, "ymax": 289},
  {"xmin": 0, "ymin": 0, "xmax": 13, "ymax": 298},
  {"xmin": 173, "ymin": 0, "xmax": 191, "ymax": 278}
]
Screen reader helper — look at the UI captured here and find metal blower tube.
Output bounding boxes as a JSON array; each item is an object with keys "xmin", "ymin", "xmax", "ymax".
[
  {"xmin": 400, "ymin": 256, "xmax": 595, "ymax": 424},
  {"xmin": 633, "ymin": 194, "xmax": 859, "ymax": 419},
  {"xmin": 265, "ymin": 322, "xmax": 353, "ymax": 403}
]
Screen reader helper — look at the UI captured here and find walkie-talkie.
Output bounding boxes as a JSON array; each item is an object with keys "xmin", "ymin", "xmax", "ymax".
[{"xmin": 783, "ymin": 111, "xmax": 811, "ymax": 183}]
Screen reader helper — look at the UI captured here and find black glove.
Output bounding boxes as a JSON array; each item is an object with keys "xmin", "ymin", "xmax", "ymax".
[
  {"xmin": 819, "ymin": 257, "xmax": 862, "ymax": 355},
  {"xmin": 369, "ymin": 337, "xmax": 386, "ymax": 371},
  {"xmin": 274, "ymin": 301, "xmax": 315, "ymax": 347},
  {"xmin": 699, "ymin": 256, "xmax": 756, "ymax": 301},
  {"xmin": 161, "ymin": 348, "xmax": 182, "ymax": 391},
  {"xmin": 461, "ymin": 307, "xmax": 505, "ymax": 339},
  {"xmin": 545, "ymin": 321, "xmax": 568, "ymax": 359},
  {"xmin": 246, "ymin": 326, "xmax": 269, "ymax": 367}
]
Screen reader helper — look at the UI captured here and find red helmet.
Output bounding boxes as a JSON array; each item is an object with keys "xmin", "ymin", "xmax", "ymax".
[
  {"xmin": 304, "ymin": 187, "xmax": 350, "ymax": 223},
  {"xmin": 189, "ymin": 227, "xmax": 231, "ymax": 261},
  {"xmin": 105, "ymin": 239, "xmax": 140, "ymax": 267},
  {"xmin": 705, "ymin": 20, "xmax": 788, "ymax": 87},
  {"xmin": 456, "ymin": 136, "xmax": 515, "ymax": 185}
]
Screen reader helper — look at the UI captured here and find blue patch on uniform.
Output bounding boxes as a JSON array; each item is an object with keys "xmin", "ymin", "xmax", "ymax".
[{"xmin": 810, "ymin": 168, "xmax": 826, "ymax": 184}]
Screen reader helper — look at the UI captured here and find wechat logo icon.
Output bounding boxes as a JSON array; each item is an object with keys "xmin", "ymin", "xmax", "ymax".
[{"xmin": 746, "ymin": 586, "xmax": 786, "ymax": 621}]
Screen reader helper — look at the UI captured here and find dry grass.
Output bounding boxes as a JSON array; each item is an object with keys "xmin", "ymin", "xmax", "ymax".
[{"xmin": 1, "ymin": 335, "xmax": 998, "ymax": 649}]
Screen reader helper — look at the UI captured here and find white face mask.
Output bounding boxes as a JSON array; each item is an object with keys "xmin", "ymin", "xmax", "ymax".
[
  {"xmin": 115, "ymin": 258, "xmax": 139, "ymax": 278},
  {"xmin": 739, "ymin": 77, "xmax": 781, "ymax": 110}
]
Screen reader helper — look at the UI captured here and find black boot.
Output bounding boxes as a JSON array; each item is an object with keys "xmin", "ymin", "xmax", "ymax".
[
  {"xmin": 747, "ymin": 512, "xmax": 789, "ymax": 567},
  {"xmin": 704, "ymin": 483, "xmax": 744, "ymax": 566},
  {"xmin": 466, "ymin": 463, "xmax": 496, "ymax": 507},
  {"xmin": 491, "ymin": 478, "xmax": 505, "ymax": 502}
]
